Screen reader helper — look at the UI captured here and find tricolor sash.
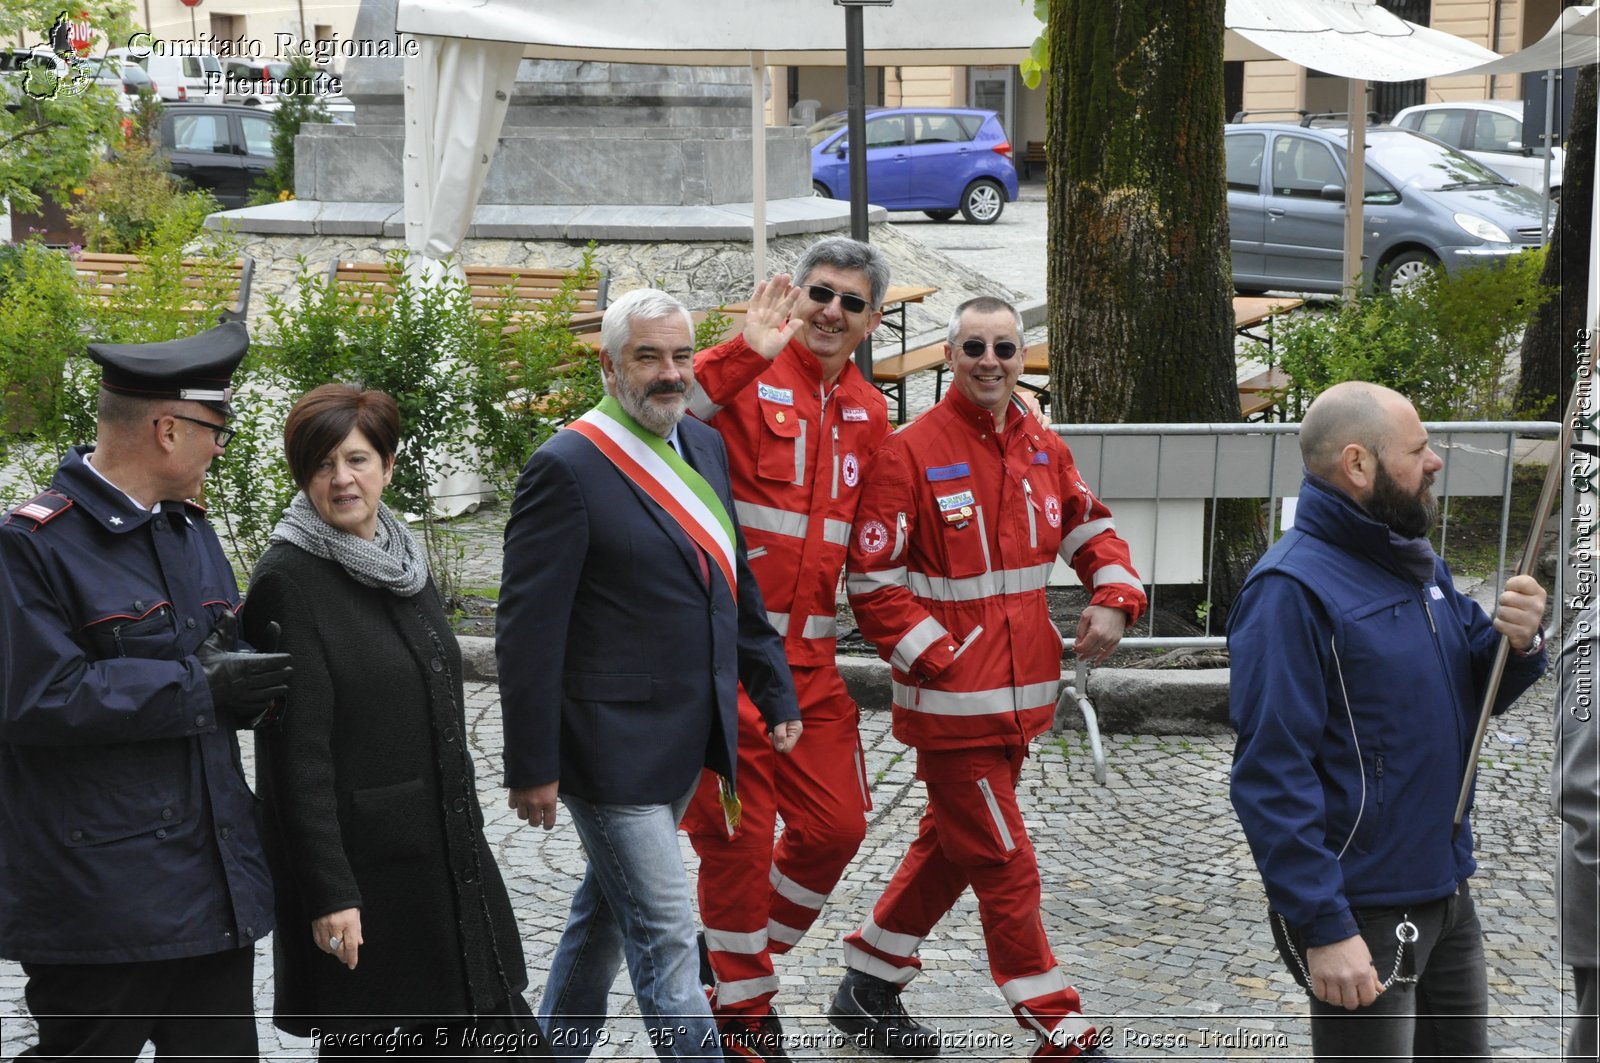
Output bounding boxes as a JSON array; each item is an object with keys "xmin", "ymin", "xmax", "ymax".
[{"xmin": 566, "ymin": 397, "xmax": 738, "ymax": 592}]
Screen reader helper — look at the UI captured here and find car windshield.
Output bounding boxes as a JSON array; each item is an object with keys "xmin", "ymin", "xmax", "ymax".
[
  {"xmin": 121, "ymin": 64, "xmax": 152, "ymax": 86},
  {"xmin": 806, "ymin": 113, "xmax": 848, "ymax": 148},
  {"xmin": 1347, "ymin": 129, "xmax": 1514, "ymax": 191}
]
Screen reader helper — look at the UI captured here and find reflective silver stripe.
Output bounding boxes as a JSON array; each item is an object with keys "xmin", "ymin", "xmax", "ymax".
[
  {"xmin": 1059, "ymin": 517, "xmax": 1115, "ymax": 560},
  {"xmin": 890, "ymin": 680, "xmax": 1060, "ymax": 716},
  {"xmin": 769, "ymin": 864, "xmax": 828, "ymax": 910},
  {"xmin": 1023, "ymin": 479, "xmax": 1037, "ymax": 549},
  {"xmin": 802, "ymin": 614, "xmax": 838, "ymax": 639},
  {"xmin": 891, "ymin": 512, "xmax": 907, "ymax": 560},
  {"xmin": 767, "ymin": 611, "xmax": 790, "ymax": 635},
  {"xmin": 736, "ymin": 501, "xmax": 808, "ymax": 539},
  {"xmin": 831, "ymin": 424, "xmax": 840, "ymax": 500},
  {"xmin": 975, "ymin": 504, "xmax": 993, "ymax": 571},
  {"xmin": 891, "ymin": 615, "xmax": 949, "ymax": 672},
  {"xmin": 1000, "ymin": 967, "xmax": 1072, "ymax": 1006},
  {"xmin": 1021, "ymin": 1010, "xmax": 1095, "ymax": 1046},
  {"xmin": 976, "ymin": 777, "xmax": 1016, "ymax": 852},
  {"xmin": 859, "ymin": 915, "xmax": 925, "ymax": 958},
  {"xmin": 704, "ymin": 927, "xmax": 768, "ymax": 954},
  {"xmin": 847, "ymin": 567, "xmax": 907, "ymax": 596},
  {"xmin": 904, "ymin": 563, "xmax": 1052, "ymax": 602},
  {"xmin": 767, "ymin": 919, "xmax": 806, "ymax": 948},
  {"xmin": 822, "ymin": 518, "xmax": 852, "ymax": 546},
  {"xmin": 844, "ymin": 941, "xmax": 919, "ymax": 986},
  {"xmin": 794, "ymin": 418, "xmax": 807, "ymax": 486},
  {"xmin": 716, "ymin": 974, "xmax": 781, "ymax": 1006},
  {"xmin": 854, "ymin": 747, "xmax": 869, "ymax": 806},
  {"xmin": 1092, "ymin": 564, "xmax": 1142, "ymax": 589},
  {"xmin": 687, "ymin": 386, "xmax": 722, "ymax": 420}
]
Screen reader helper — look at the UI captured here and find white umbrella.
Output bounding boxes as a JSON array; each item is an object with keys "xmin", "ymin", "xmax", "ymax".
[{"xmin": 394, "ymin": 0, "xmax": 1045, "ymax": 280}]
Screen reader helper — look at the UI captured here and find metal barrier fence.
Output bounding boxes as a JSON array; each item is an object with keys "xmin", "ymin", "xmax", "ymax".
[{"xmin": 1049, "ymin": 420, "xmax": 1565, "ymax": 651}]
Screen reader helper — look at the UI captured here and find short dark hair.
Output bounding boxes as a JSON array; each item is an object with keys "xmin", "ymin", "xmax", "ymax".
[{"xmin": 282, "ymin": 383, "xmax": 401, "ymax": 490}]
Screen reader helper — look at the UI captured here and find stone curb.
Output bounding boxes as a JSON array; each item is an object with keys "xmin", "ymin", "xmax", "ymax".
[{"xmin": 458, "ymin": 635, "xmax": 1235, "ymax": 735}]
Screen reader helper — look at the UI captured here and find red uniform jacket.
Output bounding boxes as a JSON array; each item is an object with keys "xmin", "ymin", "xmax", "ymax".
[
  {"xmin": 691, "ymin": 334, "xmax": 893, "ymax": 667},
  {"xmin": 846, "ymin": 389, "xmax": 1146, "ymax": 750}
]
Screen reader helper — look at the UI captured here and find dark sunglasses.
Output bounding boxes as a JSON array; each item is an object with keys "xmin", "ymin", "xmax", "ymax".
[
  {"xmin": 161, "ymin": 413, "xmax": 236, "ymax": 448},
  {"xmin": 958, "ymin": 339, "xmax": 1020, "ymax": 360},
  {"xmin": 806, "ymin": 284, "xmax": 872, "ymax": 315}
]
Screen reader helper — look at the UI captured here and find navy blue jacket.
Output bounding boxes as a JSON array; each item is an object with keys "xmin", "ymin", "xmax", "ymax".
[
  {"xmin": 1228, "ymin": 475, "xmax": 1545, "ymax": 947},
  {"xmin": 496, "ymin": 415, "xmax": 798, "ymax": 805},
  {"xmin": 0, "ymin": 447, "xmax": 273, "ymax": 963}
]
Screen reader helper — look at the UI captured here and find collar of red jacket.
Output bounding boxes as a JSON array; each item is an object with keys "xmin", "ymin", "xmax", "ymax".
[{"xmin": 942, "ymin": 385, "xmax": 1037, "ymax": 441}]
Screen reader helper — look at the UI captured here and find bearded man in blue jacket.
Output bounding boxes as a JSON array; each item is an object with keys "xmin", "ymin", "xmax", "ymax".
[{"xmin": 1228, "ymin": 381, "xmax": 1548, "ymax": 1060}]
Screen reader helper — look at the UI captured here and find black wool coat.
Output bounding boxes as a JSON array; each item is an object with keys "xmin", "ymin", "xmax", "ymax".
[{"xmin": 243, "ymin": 543, "xmax": 527, "ymax": 1036}]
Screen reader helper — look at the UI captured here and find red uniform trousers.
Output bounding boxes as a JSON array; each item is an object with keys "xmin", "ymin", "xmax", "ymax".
[
  {"xmin": 684, "ymin": 665, "xmax": 871, "ymax": 1017},
  {"xmin": 842, "ymin": 744, "xmax": 1096, "ymax": 1050}
]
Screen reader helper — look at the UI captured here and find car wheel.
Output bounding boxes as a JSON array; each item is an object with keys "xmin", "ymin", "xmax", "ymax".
[
  {"xmin": 1234, "ymin": 285, "xmax": 1269, "ymax": 296},
  {"xmin": 1378, "ymin": 250, "xmax": 1439, "ymax": 296},
  {"xmin": 959, "ymin": 180, "xmax": 1005, "ymax": 224},
  {"xmin": 923, "ymin": 209, "xmax": 958, "ymax": 222},
  {"xmin": 812, "ymin": 181, "xmax": 832, "ymax": 199}
]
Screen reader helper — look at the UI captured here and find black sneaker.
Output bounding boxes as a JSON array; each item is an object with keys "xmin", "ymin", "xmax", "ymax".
[
  {"xmin": 827, "ymin": 968, "xmax": 941, "ymax": 1058},
  {"xmin": 720, "ymin": 1009, "xmax": 792, "ymax": 1062}
]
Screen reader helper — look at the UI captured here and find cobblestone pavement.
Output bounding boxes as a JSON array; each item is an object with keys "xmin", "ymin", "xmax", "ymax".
[{"xmin": 0, "ymin": 670, "xmax": 1575, "ymax": 1059}]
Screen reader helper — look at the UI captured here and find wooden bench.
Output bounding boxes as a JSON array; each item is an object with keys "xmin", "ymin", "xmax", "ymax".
[
  {"xmin": 871, "ymin": 341, "xmax": 948, "ymax": 422},
  {"xmin": 327, "ymin": 261, "xmax": 610, "ymax": 334},
  {"xmin": 72, "ymin": 251, "xmax": 255, "ymax": 323},
  {"xmin": 1023, "ymin": 141, "xmax": 1048, "ymax": 180}
]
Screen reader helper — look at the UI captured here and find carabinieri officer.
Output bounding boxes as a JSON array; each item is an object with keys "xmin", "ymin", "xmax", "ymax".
[{"xmin": 0, "ymin": 322, "xmax": 293, "ymax": 1060}]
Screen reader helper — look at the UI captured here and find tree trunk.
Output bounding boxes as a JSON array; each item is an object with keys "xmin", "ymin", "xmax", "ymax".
[
  {"xmin": 1048, "ymin": 0, "xmax": 1262, "ymax": 617},
  {"xmin": 1518, "ymin": 63, "xmax": 1596, "ymax": 421}
]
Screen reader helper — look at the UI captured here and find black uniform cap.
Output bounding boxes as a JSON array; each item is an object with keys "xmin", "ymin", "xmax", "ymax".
[{"xmin": 86, "ymin": 321, "xmax": 248, "ymax": 416}]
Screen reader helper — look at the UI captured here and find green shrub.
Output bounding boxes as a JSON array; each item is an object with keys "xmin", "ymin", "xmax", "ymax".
[
  {"xmin": 1274, "ymin": 249, "xmax": 1555, "ymax": 420},
  {"xmin": 68, "ymin": 105, "xmax": 220, "ymax": 254}
]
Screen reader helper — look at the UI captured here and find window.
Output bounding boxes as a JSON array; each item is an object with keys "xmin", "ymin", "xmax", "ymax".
[
  {"xmin": 240, "ymin": 114, "xmax": 274, "ymax": 157},
  {"xmin": 1271, "ymin": 137, "xmax": 1342, "ymax": 197},
  {"xmin": 1472, "ymin": 110, "xmax": 1522, "ymax": 153},
  {"xmin": 1225, "ymin": 133, "xmax": 1265, "ymax": 192},
  {"xmin": 171, "ymin": 114, "xmax": 227, "ymax": 154},
  {"xmin": 1413, "ymin": 109, "xmax": 1466, "ymax": 147},
  {"xmin": 864, "ymin": 116, "xmax": 905, "ymax": 149},
  {"xmin": 1361, "ymin": 166, "xmax": 1400, "ymax": 205},
  {"xmin": 914, "ymin": 114, "xmax": 970, "ymax": 145}
]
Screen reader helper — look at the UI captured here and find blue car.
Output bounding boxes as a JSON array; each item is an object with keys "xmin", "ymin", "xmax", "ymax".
[{"xmin": 808, "ymin": 107, "xmax": 1020, "ymax": 224}]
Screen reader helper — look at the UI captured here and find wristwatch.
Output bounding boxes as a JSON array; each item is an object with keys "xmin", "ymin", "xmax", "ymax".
[{"xmin": 1513, "ymin": 628, "xmax": 1545, "ymax": 657}]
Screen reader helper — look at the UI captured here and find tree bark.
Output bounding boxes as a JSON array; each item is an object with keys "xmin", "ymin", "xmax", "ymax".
[
  {"xmin": 1049, "ymin": 0, "xmax": 1262, "ymax": 616},
  {"xmin": 1518, "ymin": 63, "xmax": 1596, "ymax": 421}
]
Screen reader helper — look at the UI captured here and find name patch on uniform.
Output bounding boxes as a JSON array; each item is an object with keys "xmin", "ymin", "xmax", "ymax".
[
  {"xmin": 926, "ymin": 463, "xmax": 970, "ymax": 481},
  {"xmin": 1031, "ymin": 451, "xmax": 1050, "ymax": 465},
  {"xmin": 842, "ymin": 406, "xmax": 869, "ymax": 422},
  {"xmin": 758, "ymin": 384, "xmax": 794, "ymax": 405},
  {"xmin": 1429, "ymin": 585, "xmax": 1445, "ymax": 600}
]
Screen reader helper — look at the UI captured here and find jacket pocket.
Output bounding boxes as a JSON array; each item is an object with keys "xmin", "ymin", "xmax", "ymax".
[
  {"xmin": 756, "ymin": 399, "xmax": 803, "ymax": 484},
  {"xmin": 61, "ymin": 779, "xmax": 185, "ymax": 847},
  {"xmin": 84, "ymin": 604, "xmax": 176, "ymax": 661},
  {"xmin": 1349, "ymin": 750, "xmax": 1387, "ymax": 855},
  {"xmin": 564, "ymin": 672, "xmax": 653, "ymax": 703},
  {"xmin": 345, "ymin": 778, "xmax": 429, "ymax": 864},
  {"xmin": 929, "ymin": 487, "xmax": 988, "ymax": 580}
]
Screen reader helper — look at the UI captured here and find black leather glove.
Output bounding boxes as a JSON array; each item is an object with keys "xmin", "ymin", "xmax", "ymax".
[{"xmin": 197, "ymin": 613, "xmax": 292, "ymax": 729}]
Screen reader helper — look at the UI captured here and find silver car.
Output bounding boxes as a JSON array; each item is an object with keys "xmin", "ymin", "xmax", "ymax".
[{"xmin": 1225, "ymin": 122, "xmax": 1549, "ymax": 296}]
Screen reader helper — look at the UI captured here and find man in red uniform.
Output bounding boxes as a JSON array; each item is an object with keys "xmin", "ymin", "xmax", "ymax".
[
  {"xmin": 683, "ymin": 238, "xmax": 897, "ymax": 1060},
  {"xmin": 830, "ymin": 296, "xmax": 1144, "ymax": 1060}
]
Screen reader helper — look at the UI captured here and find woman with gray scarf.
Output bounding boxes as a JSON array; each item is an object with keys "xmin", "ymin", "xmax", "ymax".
[{"xmin": 243, "ymin": 384, "xmax": 545, "ymax": 1057}]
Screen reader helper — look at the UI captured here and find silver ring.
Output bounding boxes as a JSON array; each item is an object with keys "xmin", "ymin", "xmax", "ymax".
[{"xmin": 329, "ymin": 935, "xmax": 342, "ymax": 951}]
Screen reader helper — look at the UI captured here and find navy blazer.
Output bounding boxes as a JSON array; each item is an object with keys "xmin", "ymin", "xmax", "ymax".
[{"xmin": 496, "ymin": 414, "xmax": 798, "ymax": 805}]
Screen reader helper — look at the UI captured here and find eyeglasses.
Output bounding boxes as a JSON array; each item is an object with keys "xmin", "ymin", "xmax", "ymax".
[
  {"xmin": 958, "ymin": 339, "xmax": 1020, "ymax": 360},
  {"xmin": 805, "ymin": 284, "xmax": 873, "ymax": 315},
  {"xmin": 160, "ymin": 413, "xmax": 236, "ymax": 448}
]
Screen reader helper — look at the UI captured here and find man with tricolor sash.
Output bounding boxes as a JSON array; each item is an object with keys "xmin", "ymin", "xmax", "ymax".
[
  {"xmin": 497, "ymin": 288, "xmax": 800, "ymax": 1061},
  {"xmin": 684, "ymin": 238, "xmax": 896, "ymax": 1060}
]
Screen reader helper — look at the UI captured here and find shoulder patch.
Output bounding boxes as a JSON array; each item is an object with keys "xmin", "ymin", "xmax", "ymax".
[{"xmin": 6, "ymin": 492, "xmax": 73, "ymax": 530}]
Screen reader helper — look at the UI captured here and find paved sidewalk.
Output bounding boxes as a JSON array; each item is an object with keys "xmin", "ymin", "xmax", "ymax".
[{"xmin": 0, "ymin": 668, "xmax": 1573, "ymax": 1059}]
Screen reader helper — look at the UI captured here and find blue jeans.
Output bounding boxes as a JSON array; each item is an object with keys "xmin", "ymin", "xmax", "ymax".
[{"xmin": 539, "ymin": 786, "xmax": 717, "ymax": 1061}]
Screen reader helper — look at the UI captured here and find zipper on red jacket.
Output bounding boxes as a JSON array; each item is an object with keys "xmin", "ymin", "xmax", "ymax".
[{"xmin": 831, "ymin": 424, "xmax": 841, "ymax": 500}]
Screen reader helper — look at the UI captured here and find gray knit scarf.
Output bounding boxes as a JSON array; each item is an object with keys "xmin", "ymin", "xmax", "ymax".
[{"xmin": 270, "ymin": 492, "xmax": 429, "ymax": 597}]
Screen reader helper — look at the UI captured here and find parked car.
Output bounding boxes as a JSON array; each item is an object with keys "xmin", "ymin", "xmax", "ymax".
[
  {"xmin": 158, "ymin": 103, "xmax": 274, "ymax": 209},
  {"xmin": 1224, "ymin": 122, "xmax": 1549, "ymax": 296},
  {"xmin": 222, "ymin": 58, "xmax": 291, "ymax": 108},
  {"xmin": 89, "ymin": 55, "xmax": 156, "ymax": 113},
  {"xmin": 105, "ymin": 46, "xmax": 223, "ymax": 103},
  {"xmin": 1392, "ymin": 99, "xmax": 1564, "ymax": 199},
  {"xmin": 807, "ymin": 106, "xmax": 1019, "ymax": 224}
]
